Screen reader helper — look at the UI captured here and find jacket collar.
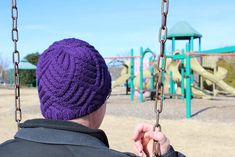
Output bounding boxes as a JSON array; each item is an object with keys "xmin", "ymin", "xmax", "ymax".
[{"xmin": 15, "ymin": 119, "xmax": 109, "ymax": 148}]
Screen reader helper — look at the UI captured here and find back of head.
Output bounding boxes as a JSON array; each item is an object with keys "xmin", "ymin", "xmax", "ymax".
[{"xmin": 36, "ymin": 38, "xmax": 111, "ymax": 120}]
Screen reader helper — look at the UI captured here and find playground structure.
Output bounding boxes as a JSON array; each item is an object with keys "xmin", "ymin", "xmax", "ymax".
[
  {"xmin": 110, "ymin": 21, "xmax": 235, "ymax": 118},
  {"xmin": 107, "ymin": 48, "xmax": 157, "ymax": 100},
  {"xmin": 0, "ymin": 59, "xmax": 36, "ymax": 87},
  {"xmin": 9, "ymin": 59, "xmax": 36, "ymax": 87}
]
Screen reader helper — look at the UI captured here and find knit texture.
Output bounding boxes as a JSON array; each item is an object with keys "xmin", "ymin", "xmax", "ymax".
[{"xmin": 36, "ymin": 38, "xmax": 111, "ymax": 120}]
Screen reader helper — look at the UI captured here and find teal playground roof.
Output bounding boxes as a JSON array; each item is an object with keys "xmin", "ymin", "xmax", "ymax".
[
  {"xmin": 167, "ymin": 21, "xmax": 202, "ymax": 40},
  {"xmin": 9, "ymin": 59, "xmax": 36, "ymax": 70}
]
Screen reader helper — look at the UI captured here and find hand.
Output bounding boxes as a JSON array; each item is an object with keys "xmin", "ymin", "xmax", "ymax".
[{"xmin": 132, "ymin": 123, "xmax": 170, "ymax": 157}]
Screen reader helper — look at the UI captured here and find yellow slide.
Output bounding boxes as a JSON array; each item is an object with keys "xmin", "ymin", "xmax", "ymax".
[
  {"xmin": 112, "ymin": 60, "xmax": 154, "ymax": 90},
  {"xmin": 167, "ymin": 59, "xmax": 211, "ymax": 99},
  {"xmin": 112, "ymin": 61, "xmax": 130, "ymax": 89},
  {"xmin": 112, "ymin": 56, "xmax": 235, "ymax": 97},
  {"xmin": 191, "ymin": 58, "xmax": 235, "ymax": 96}
]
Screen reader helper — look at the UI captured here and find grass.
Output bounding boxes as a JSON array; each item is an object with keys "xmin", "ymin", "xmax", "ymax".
[{"xmin": 217, "ymin": 58, "xmax": 235, "ymax": 88}]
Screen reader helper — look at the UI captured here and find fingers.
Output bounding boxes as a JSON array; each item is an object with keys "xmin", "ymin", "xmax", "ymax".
[
  {"xmin": 133, "ymin": 142, "xmax": 143, "ymax": 156},
  {"xmin": 150, "ymin": 131, "xmax": 167, "ymax": 144},
  {"xmin": 150, "ymin": 131, "xmax": 170, "ymax": 155},
  {"xmin": 132, "ymin": 123, "xmax": 170, "ymax": 156},
  {"xmin": 132, "ymin": 124, "xmax": 152, "ymax": 154},
  {"xmin": 134, "ymin": 139, "xmax": 143, "ymax": 152},
  {"xmin": 132, "ymin": 123, "xmax": 153, "ymax": 141},
  {"xmin": 132, "ymin": 123, "xmax": 165, "ymax": 144}
]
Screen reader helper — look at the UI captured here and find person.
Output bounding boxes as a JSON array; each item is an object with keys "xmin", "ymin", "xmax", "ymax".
[{"xmin": 0, "ymin": 38, "xmax": 185, "ymax": 157}]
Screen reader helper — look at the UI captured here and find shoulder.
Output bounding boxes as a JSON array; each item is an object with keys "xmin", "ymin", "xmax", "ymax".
[
  {"xmin": 0, "ymin": 139, "xmax": 18, "ymax": 147},
  {"xmin": 0, "ymin": 139, "xmax": 19, "ymax": 157},
  {"xmin": 66, "ymin": 145, "xmax": 138, "ymax": 157},
  {"xmin": 0, "ymin": 138, "xmax": 75, "ymax": 157},
  {"xmin": 0, "ymin": 138, "xmax": 137, "ymax": 157}
]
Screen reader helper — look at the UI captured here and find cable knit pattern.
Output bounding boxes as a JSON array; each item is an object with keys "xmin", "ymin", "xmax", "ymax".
[{"xmin": 36, "ymin": 38, "xmax": 111, "ymax": 120}]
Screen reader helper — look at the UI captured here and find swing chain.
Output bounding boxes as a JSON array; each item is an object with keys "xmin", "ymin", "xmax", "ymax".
[
  {"xmin": 12, "ymin": 0, "xmax": 22, "ymax": 127},
  {"xmin": 153, "ymin": 0, "xmax": 169, "ymax": 156}
]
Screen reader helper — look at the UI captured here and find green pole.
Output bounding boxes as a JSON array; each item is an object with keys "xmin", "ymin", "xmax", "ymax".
[
  {"xmin": 130, "ymin": 49, "xmax": 135, "ymax": 101},
  {"xmin": 186, "ymin": 45, "xmax": 191, "ymax": 118},
  {"xmin": 190, "ymin": 37, "xmax": 195, "ymax": 86},
  {"xmin": 139, "ymin": 47, "xmax": 144, "ymax": 103},
  {"xmin": 10, "ymin": 69, "xmax": 13, "ymax": 87},
  {"xmin": 181, "ymin": 49, "xmax": 185, "ymax": 102},
  {"xmin": 170, "ymin": 38, "xmax": 176, "ymax": 96},
  {"xmin": 169, "ymin": 71, "xmax": 174, "ymax": 96},
  {"xmin": 185, "ymin": 43, "xmax": 188, "ymax": 54},
  {"xmin": 170, "ymin": 37, "xmax": 176, "ymax": 94},
  {"xmin": 149, "ymin": 57, "xmax": 154, "ymax": 93},
  {"xmin": 172, "ymin": 37, "xmax": 176, "ymax": 54},
  {"xmin": 172, "ymin": 80, "xmax": 176, "ymax": 95},
  {"xmin": 190, "ymin": 36, "xmax": 194, "ymax": 51}
]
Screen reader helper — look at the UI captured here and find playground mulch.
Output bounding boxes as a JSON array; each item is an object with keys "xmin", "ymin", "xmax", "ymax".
[
  {"xmin": 108, "ymin": 87, "xmax": 235, "ymax": 123},
  {"xmin": 0, "ymin": 87, "xmax": 235, "ymax": 157}
]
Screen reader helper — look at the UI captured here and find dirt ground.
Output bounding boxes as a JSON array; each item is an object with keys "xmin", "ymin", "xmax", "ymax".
[{"xmin": 0, "ymin": 87, "xmax": 235, "ymax": 157}]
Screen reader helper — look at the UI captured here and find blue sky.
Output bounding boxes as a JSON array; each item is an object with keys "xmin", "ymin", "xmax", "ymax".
[{"xmin": 0, "ymin": 0, "xmax": 235, "ymax": 64}]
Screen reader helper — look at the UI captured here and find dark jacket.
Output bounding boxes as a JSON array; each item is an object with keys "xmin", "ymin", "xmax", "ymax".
[{"xmin": 0, "ymin": 119, "xmax": 185, "ymax": 157}]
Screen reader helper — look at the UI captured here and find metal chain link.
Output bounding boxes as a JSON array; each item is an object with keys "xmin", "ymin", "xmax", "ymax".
[
  {"xmin": 153, "ymin": 0, "xmax": 169, "ymax": 156},
  {"xmin": 12, "ymin": 0, "xmax": 22, "ymax": 129}
]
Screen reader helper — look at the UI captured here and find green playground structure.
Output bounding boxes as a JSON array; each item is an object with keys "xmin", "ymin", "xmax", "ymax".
[
  {"xmin": 166, "ymin": 21, "xmax": 235, "ymax": 118},
  {"xmin": 110, "ymin": 47, "xmax": 156, "ymax": 102},
  {"xmin": 9, "ymin": 59, "xmax": 36, "ymax": 87},
  {"xmin": 111, "ymin": 21, "xmax": 235, "ymax": 119}
]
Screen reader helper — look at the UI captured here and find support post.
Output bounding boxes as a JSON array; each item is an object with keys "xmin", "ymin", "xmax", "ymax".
[
  {"xmin": 170, "ymin": 37, "xmax": 176, "ymax": 97},
  {"xmin": 190, "ymin": 36, "xmax": 194, "ymax": 51},
  {"xmin": 186, "ymin": 53, "xmax": 191, "ymax": 118},
  {"xmin": 10, "ymin": 69, "xmax": 13, "ymax": 87},
  {"xmin": 172, "ymin": 37, "xmax": 176, "ymax": 54},
  {"xmin": 181, "ymin": 49, "xmax": 185, "ymax": 102},
  {"xmin": 190, "ymin": 36, "xmax": 195, "ymax": 86},
  {"xmin": 130, "ymin": 49, "xmax": 135, "ymax": 101},
  {"xmin": 169, "ymin": 71, "xmax": 174, "ymax": 97},
  {"xmin": 139, "ymin": 47, "xmax": 144, "ymax": 103}
]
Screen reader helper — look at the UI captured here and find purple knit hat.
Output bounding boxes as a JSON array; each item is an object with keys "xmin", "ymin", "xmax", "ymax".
[{"xmin": 36, "ymin": 38, "xmax": 111, "ymax": 120}]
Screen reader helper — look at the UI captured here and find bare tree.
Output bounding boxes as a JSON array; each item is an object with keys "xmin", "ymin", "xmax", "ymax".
[
  {"xmin": 0, "ymin": 54, "xmax": 10, "ymax": 84},
  {"xmin": 0, "ymin": 54, "xmax": 10, "ymax": 69}
]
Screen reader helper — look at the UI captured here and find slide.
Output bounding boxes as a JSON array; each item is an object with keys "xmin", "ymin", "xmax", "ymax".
[
  {"xmin": 134, "ymin": 71, "xmax": 151, "ymax": 89},
  {"xmin": 112, "ymin": 60, "xmax": 154, "ymax": 90},
  {"xmin": 191, "ymin": 58, "xmax": 235, "ymax": 96},
  {"xmin": 112, "ymin": 74, "xmax": 130, "ymax": 89},
  {"xmin": 167, "ymin": 59, "xmax": 211, "ymax": 99},
  {"xmin": 112, "ymin": 63, "xmax": 130, "ymax": 89}
]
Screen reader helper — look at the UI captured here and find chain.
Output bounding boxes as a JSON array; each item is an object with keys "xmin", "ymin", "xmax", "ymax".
[
  {"xmin": 153, "ymin": 0, "xmax": 169, "ymax": 156},
  {"xmin": 12, "ymin": 0, "xmax": 22, "ymax": 129}
]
